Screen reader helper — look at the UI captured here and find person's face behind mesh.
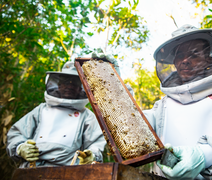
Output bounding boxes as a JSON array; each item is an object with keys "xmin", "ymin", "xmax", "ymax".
[
  {"xmin": 58, "ymin": 75, "xmax": 82, "ymax": 99},
  {"xmin": 174, "ymin": 39, "xmax": 211, "ymax": 83}
]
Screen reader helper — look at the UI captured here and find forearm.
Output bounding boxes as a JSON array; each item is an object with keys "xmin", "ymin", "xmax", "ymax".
[
  {"xmin": 7, "ymin": 105, "xmax": 42, "ymax": 160},
  {"xmin": 7, "ymin": 126, "xmax": 28, "ymax": 161},
  {"xmin": 85, "ymin": 134, "xmax": 106, "ymax": 162}
]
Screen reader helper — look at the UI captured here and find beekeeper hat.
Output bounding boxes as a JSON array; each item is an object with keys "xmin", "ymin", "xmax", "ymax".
[
  {"xmin": 154, "ymin": 24, "xmax": 212, "ymax": 64},
  {"xmin": 46, "ymin": 61, "xmax": 79, "ymax": 76}
]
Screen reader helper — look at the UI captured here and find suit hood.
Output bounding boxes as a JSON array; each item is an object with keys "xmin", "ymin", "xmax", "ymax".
[
  {"xmin": 44, "ymin": 91, "xmax": 89, "ymax": 111},
  {"xmin": 161, "ymin": 74, "xmax": 212, "ymax": 104}
]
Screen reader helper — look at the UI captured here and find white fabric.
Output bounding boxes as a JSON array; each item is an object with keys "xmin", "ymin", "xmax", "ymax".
[
  {"xmin": 44, "ymin": 91, "xmax": 89, "ymax": 111},
  {"xmin": 163, "ymin": 96, "xmax": 212, "ymax": 170},
  {"xmin": 160, "ymin": 74, "xmax": 212, "ymax": 105},
  {"xmin": 35, "ymin": 106, "xmax": 80, "ymax": 148},
  {"xmin": 199, "ymin": 144, "xmax": 212, "ymax": 168},
  {"xmin": 163, "ymin": 97, "xmax": 212, "ymax": 146}
]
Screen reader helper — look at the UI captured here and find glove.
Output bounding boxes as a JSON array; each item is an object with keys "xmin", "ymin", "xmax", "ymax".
[
  {"xmin": 78, "ymin": 149, "xmax": 95, "ymax": 165},
  {"xmin": 157, "ymin": 144, "xmax": 205, "ymax": 180},
  {"xmin": 17, "ymin": 140, "xmax": 39, "ymax": 162},
  {"xmin": 91, "ymin": 48, "xmax": 121, "ymax": 76}
]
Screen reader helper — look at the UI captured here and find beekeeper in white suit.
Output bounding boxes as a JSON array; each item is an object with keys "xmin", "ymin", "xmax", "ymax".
[
  {"xmin": 92, "ymin": 25, "xmax": 212, "ymax": 179},
  {"xmin": 6, "ymin": 61, "xmax": 106, "ymax": 167},
  {"xmin": 143, "ymin": 24, "xmax": 212, "ymax": 180}
]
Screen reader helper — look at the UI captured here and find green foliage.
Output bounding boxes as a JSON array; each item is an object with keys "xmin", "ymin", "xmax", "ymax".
[
  {"xmin": 202, "ymin": 8, "xmax": 212, "ymax": 28},
  {"xmin": 92, "ymin": 0, "xmax": 149, "ymax": 52},
  {"xmin": 0, "ymin": 0, "xmax": 97, "ymax": 179},
  {"xmin": 0, "ymin": 0, "xmax": 151, "ymax": 179},
  {"xmin": 189, "ymin": 0, "xmax": 212, "ymax": 8},
  {"xmin": 124, "ymin": 61, "xmax": 164, "ymax": 110},
  {"xmin": 189, "ymin": 0, "xmax": 212, "ymax": 28}
]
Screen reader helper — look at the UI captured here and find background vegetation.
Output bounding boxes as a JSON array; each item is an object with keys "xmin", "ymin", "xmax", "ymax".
[{"xmin": 1, "ymin": 0, "xmax": 212, "ymax": 179}]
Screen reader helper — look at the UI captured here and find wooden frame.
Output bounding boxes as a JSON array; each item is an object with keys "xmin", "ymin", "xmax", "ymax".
[
  {"xmin": 75, "ymin": 58, "xmax": 164, "ymax": 167},
  {"xmin": 11, "ymin": 163, "xmax": 168, "ymax": 180}
]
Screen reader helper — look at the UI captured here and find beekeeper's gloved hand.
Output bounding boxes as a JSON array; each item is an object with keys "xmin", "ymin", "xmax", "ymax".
[
  {"xmin": 17, "ymin": 140, "xmax": 39, "ymax": 162},
  {"xmin": 91, "ymin": 48, "xmax": 121, "ymax": 76},
  {"xmin": 78, "ymin": 149, "xmax": 95, "ymax": 165},
  {"xmin": 157, "ymin": 144, "xmax": 205, "ymax": 180}
]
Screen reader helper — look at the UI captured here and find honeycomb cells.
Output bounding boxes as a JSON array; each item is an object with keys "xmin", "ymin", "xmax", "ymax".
[{"xmin": 82, "ymin": 60, "xmax": 160, "ymax": 159}]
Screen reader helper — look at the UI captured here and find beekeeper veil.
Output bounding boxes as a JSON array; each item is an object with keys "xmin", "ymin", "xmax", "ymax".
[
  {"xmin": 154, "ymin": 24, "xmax": 212, "ymax": 87},
  {"xmin": 44, "ymin": 61, "xmax": 88, "ymax": 111}
]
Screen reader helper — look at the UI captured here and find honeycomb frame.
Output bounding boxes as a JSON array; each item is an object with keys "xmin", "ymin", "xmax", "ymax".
[{"xmin": 75, "ymin": 58, "xmax": 164, "ymax": 167}]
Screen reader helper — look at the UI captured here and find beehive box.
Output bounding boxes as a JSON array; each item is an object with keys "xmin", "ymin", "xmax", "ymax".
[
  {"xmin": 11, "ymin": 163, "xmax": 168, "ymax": 180},
  {"xmin": 75, "ymin": 58, "xmax": 164, "ymax": 167}
]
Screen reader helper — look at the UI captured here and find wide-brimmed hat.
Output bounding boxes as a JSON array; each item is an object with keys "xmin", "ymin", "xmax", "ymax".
[
  {"xmin": 154, "ymin": 24, "xmax": 212, "ymax": 64},
  {"xmin": 46, "ymin": 61, "xmax": 79, "ymax": 76}
]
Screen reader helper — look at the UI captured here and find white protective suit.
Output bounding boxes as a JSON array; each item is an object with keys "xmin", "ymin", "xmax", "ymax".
[
  {"xmin": 6, "ymin": 61, "xmax": 106, "ymax": 168},
  {"xmin": 143, "ymin": 25, "xmax": 212, "ymax": 179}
]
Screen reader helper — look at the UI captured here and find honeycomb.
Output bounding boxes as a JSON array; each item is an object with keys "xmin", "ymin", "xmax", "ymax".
[{"xmin": 82, "ymin": 60, "xmax": 160, "ymax": 159}]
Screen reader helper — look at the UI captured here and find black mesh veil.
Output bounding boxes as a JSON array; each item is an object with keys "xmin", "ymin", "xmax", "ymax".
[
  {"xmin": 155, "ymin": 38, "xmax": 212, "ymax": 87},
  {"xmin": 46, "ymin": 73, "xmax": 87, "ymax": 99}
]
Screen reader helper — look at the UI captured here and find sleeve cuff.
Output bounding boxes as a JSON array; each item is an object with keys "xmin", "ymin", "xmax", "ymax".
[
  {"xmin": 16, "ymin": 143, "xmax": 23, "ymax": 156},
  {"xmin": 199, "ymin": 144, "xmax": 212, "ymax": 168}
]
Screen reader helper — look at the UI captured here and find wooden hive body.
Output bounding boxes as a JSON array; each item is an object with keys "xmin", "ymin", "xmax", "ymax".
[{"xmin": 11, "ymin": 163, "xmax": 168, "ymax": 180}]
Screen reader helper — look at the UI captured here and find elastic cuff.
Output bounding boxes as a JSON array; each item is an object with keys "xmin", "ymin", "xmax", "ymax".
[
  {"xmin": 16, "ymin": 143, "xmax": 24, "ymax": 156},
  {"xmin": 198, "ymin": 144, "xmax": 212, "ymax": 168},
  {"xmin": 92, "ymin": 153, "xmax": 96, "ymax": 161}
]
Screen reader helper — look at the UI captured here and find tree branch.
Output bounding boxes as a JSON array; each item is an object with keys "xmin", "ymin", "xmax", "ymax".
[
  {"xmin": 60, "ymin": 35, "xmax": 69, "ymax": 55},
  {"xmin": 69, "ymin": 35, "xmax": 75, "ymax": 59},
  {"xmin": 167, "ymin": 14, "xmax": 178, "ymax": 28}
]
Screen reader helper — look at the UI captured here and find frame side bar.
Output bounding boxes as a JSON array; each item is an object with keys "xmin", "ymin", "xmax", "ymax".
[{"xmin": 74, "ymin": 60, "xmax": 123, "ymax": 163}]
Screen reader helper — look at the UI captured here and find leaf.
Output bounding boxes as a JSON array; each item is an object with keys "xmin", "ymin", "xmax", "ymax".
[
  {"xmin": 6, "ymin": 75, "xmax": 13, "ymax": 81},
  {"xmin": 5, "ymin": 38, "xmax": 11, "ymax": 42},
  {"xmin": 87, "ymin": 32, "xmax": 94, "ymax": 36},
  {"xmin": 2, "ymin": 115, "xmax": 13, "ymax": 126},
  {"xmin": 8, "ymin": 97, "xmax": 15, "ymax": 102},
  {"xmin": 204, "ymin": 15, "xmax": 212, "ymax": 19},
  {"xmin": 3, "ymin": 127, "xmax": 7, "ymax": 145}
]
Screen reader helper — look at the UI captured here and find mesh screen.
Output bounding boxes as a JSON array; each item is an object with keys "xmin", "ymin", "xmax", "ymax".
[
  {"xmin": 155, "ymin": 39, "xmax": 212, "ymax": 87},
  {"xmin": 82, "ymin": 60, "xmax": 160, "ymax": 159},
  {"xmin": 46, "ymin": 73, "xmax": 87, "ymax": 99}
]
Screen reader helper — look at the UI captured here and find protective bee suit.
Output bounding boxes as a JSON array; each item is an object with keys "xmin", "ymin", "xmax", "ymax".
[
  {"xmin": 143, "ymin": 25, "xmax": 212, "ymax": 179},
  {"xmin": 6, "ymin": 61, "xmax": 106, "ymax": 168}
]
